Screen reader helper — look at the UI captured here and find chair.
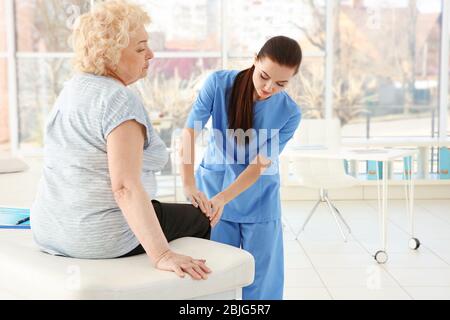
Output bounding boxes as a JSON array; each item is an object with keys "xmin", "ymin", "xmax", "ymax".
[{"xmin": 289, "ymin": 118, "xmax": 359, "ymax": 242}]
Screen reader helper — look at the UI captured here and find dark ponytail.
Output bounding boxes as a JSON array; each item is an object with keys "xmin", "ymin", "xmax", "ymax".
[
  {"xmin": 228, "ymin": 65, "xmax": 255, "ymax": 135},
  {"xmin": 228, "ymin": 36, "xmax": 302, "ymax": 141}
]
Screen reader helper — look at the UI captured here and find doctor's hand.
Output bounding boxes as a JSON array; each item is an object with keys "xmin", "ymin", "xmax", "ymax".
[
  {"xmin": 183, "ymin": 185, "xmax": 212, "ymax": 217},
  {"xmin": 209, "ymin": 193, "xmax": 227, "ymax": 228}
]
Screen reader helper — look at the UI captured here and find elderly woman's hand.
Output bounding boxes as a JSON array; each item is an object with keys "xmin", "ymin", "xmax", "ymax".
[
  {"xmin": 183, "ymin": 185, "xmax": 212, "ymax": 218},
  {"xmin": 155, "ymin": 250, "xmax": 211, "ymax": 280}
]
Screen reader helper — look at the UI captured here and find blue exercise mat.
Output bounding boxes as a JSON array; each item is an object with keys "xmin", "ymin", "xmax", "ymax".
[{"xmin": 0, "ymin": 207, "xmax": 31, "ymax": 229}]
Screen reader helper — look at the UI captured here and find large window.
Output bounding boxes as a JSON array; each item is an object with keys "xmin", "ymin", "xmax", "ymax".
[
  {"xmin": 132, "ymin": 57, "xmax": 221, "ymax": 146},
  {"xmin": 142, "ymin": 0, "xmax": 221, "ymax": 52},
  {"xmin": 226, "ymin": 0, "xmax": 326, "ymax": 115},
  {"xmin": 6, "ymin": 0, "xmax": 449, "ymax": 153},
  {"xmin": 0, "ymin": 0, "xmax": 8, "ymax": 149},
  {"xmin": 14, "ymin": 0, "xmax": 90, "ymax": 149},
  {"xmin": 0, "ymin": 0, "xmax": 6, "ymax": 52},
  {"xmin": 336, "ymin": 0, "xmax": 442, "ymax": 139},
  {"xmin": 4, "ymin": 0, "xmax": 325, "ymax": 151},
  {"xmin": 448, "ymin": 3, "xmax": 450, "ymax": 139},
  {"xmin": 134, "ymin": 0, "xmax": 326, "ymax": 145},
  {"xmin": 15, "ymin": 0, "xmax": 90, "ymax": 52},
  {"xmin": 17, "ymin": 58, "xmax": 73, "ymax": 148},
  {"xmin": 0, "ymin": 58, "xmax": 7, "ymax": 149},
  {"xmin": 126, "ymin": 0, "xmax": 223, "ymax": 156},
  {"xmin": 226, "ymin": 0, "xmax": 325, "ymax": 56}
]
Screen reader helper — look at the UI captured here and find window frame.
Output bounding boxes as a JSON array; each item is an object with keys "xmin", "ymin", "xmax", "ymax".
[{"xmin": 8, "ymin": 0, "xmax": 447, "ymax": 154}]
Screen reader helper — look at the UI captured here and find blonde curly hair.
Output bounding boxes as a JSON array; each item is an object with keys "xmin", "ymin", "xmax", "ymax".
[{"xmin": 72, "ymin": 0, "xmax": 151, "ymax": 76}]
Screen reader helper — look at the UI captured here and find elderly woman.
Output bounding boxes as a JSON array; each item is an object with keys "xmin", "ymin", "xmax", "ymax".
[{"xmin": 30, "ymin": 0, "xmax": 211, "ymax": 280}]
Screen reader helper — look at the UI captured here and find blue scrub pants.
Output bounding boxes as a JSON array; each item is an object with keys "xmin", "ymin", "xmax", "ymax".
[{"xmin": 211, "ymin": 219, "xmax": 284, "ymax": 300}]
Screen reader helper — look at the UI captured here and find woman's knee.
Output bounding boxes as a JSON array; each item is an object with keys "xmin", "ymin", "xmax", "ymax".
[{"xmin": 188, "ymin": 205, "xmax": 211, "ymax": 239}]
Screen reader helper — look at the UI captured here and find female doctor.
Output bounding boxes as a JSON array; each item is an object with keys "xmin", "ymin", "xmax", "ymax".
[{"xmin": 180, "ymin": 36, "xmax": 302, "ymax": 300}]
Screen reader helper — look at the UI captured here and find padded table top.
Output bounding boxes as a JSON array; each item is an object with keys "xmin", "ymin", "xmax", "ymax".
[{"xmin": 0, "ymin": 230, "xmax": 254, "ymax": 299}]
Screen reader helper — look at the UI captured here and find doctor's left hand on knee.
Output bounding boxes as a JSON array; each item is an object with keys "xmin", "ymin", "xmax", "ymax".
[{"xmin": 209, "ymin": 193, "xmax": 226, "ymax": 227}]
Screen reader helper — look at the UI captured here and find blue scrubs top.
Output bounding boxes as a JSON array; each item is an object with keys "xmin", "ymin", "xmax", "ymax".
[{"xmin": 186, "ymin": 70, "xmax": 301, "ymax": 223}]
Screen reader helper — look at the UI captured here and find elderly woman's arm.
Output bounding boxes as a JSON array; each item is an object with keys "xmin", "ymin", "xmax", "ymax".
[{"xmin": 107, "ymin": 120, "xmax": 209, "ymax": 279}]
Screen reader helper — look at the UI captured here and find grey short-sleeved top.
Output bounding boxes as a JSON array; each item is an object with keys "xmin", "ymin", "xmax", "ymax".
[{"xmin": 30, "ymin": 73, "xmax": 169, "ymax": 259}]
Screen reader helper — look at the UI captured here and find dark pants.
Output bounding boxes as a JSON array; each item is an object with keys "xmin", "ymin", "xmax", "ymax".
[{"xmin": 119, "ymin": 200, "xmax": 211, "ymax": 258}]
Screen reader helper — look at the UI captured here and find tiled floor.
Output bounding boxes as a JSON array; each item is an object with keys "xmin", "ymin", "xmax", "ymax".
[{"xmin": 281, "ymin": 199, "xmax": 450, "ymax": 300}]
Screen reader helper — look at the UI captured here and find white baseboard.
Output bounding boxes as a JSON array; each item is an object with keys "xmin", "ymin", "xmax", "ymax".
[
  {"xmin": 281, "ymin": 185, "xmax": 450, "ymax": 200},
  {"xmin": 172, "ymin": 185, "xmax": 450, "ymax": 202}
]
